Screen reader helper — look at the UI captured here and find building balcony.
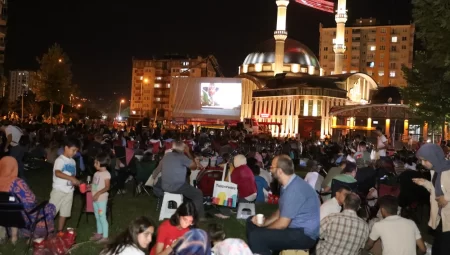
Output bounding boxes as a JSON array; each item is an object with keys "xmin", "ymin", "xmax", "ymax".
[
  {"xmin": 335, "ymin": 13, "xmax": 348, "ymax": 23},
  {"xmin": 333, "ymin": 44, "xmax": 346, "ymax": 53},
  {"xmin": 274, "ymin": 30, "xmax": 288, "ymax": 40}
]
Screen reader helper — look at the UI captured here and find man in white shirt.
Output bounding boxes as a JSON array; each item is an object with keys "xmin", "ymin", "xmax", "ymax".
[
  {"xmin": 365, "ymin": 195, "xmax": 426, "ymax": 255},
  {"xmin": 1, "ymin": 124, "xmax": 25, "ymax": 178},
  {"xmin": 320, "ymin": 186, "xmax": 351, "ymax": 220},
  {"xmin": 375, "ymin": 126, "xmax": 388, "ymax": 157}
]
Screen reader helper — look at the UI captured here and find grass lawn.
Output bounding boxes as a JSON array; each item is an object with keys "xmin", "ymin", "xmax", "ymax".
[{"xmin": 1, "ymin": 163, "xmax": 280, "ymax": 255}]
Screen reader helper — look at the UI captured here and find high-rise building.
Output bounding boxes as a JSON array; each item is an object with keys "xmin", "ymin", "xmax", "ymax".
[
  {"xmin": 9, "ymin": 70, "xmax": 37, "ymax": 102},
  {"xmin": 0, "ymin": 0, "xmax": 7, "ymax": 97},
  {"xmin": 319, "ymin": 18, "xmax": 415, "ymax": 87},
  {"xmin": 130, "ymin": 55, "xmax": 217, "ymax": 121}
]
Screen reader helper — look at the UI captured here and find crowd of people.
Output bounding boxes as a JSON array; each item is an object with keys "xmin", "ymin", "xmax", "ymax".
[{"xmin": 0, "ymin": 120, "xmax": 449, "ymax": 254}]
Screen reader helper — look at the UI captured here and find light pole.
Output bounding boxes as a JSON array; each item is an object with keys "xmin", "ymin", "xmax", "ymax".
[
  {"xmin": 118, "ymin": 99, "xmax": 125, "ymax": 120},
  {"xmin": 21, "ymin": 84, "xmax": 27, "ymax": 122}
]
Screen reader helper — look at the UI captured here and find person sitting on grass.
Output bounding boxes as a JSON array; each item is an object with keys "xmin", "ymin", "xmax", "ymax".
[
  {"xmin": 150, "ymin": 201, "xmax": 198, "ymax": 255},
  {"xmin": 213, "ymin": 238, "xmax": 254, "ymax": 255},
  {"xmin": 246, "ymin": 155, "xmax": 320, "ymax": 255},
  {"xmin": 207, "ymin": 223, "xmax": 226, "ymax": 251},
  {"xmin": 101, "ymin": 216, "xmax": 156, "ymax": 255},
  {"xmin": 170, "ymin": 229, "xmax": 211, "ymax": 255}
]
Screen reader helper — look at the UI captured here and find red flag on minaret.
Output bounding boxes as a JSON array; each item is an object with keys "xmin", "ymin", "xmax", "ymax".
[{"xmin": 295, "ymin": 0, "xmax": 335, "ymax": 13}]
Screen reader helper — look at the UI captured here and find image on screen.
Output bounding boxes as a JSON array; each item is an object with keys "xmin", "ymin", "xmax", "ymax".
[{"xmin": 200, "ymin": 83, "xmax": 241, "ymax": 109}]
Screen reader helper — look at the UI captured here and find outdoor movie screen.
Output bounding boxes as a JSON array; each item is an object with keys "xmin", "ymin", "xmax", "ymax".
[
  {"xmin": 170, "ymin": 77, "xmax": 242, "ymax": 120},
  {"xmin": 200, "ymin": 82, "xmax": 242, "ymax": 110}
]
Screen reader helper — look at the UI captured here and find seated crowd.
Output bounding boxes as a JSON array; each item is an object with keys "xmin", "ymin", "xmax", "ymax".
[{"xmin": 0, "ymin": 125, "xmax": 444, "ymax": 255}]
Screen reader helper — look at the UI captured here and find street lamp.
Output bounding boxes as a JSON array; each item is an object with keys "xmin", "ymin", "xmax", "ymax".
[
  {"xmin": 58, "ymin": 58, "xmax": 63, "ymax": 63},
  {"xmin": 118, "ymin": 99, "xmax": 125, "ymax": 119}
]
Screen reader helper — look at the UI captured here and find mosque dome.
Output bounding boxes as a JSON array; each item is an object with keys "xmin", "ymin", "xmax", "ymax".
[{"xmin": 243, "ymin": 38, "xmax": 320, "ymax": 68}]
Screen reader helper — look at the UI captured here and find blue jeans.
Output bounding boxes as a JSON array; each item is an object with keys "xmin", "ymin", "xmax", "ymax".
[
  {"xmin": 9, "ymin": 146, "xmax": 25, "ymax": 179},
  {"xmin": 246, "ymin": 217, "xmax": 316, "ymax": 255},
  {"xmin": 93, "ymin": 201, "xmax": 108, "ymax": 238}
]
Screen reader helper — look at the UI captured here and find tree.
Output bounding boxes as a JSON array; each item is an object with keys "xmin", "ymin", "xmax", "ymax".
[
  {"xmin": 402, "ymin": 0, "xmax": 450, "ymax": 135},
  {"xmin": 11, "ymin": 91, "xmax": 42, "ymax": 118},
  {"xmin": 35, "ymin": 44, "xmax": 73, "ymax": 119}
]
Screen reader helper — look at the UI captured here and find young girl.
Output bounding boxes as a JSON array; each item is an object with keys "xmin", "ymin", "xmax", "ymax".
[
  {"xmin": 90, "ymin": 152, "xmax": 112, "ymax": 244},
  {"xmin": 207, "ymin": 223, "xmax": 225, "ymax": 253},
  {"xmin": 101, "ymin": 216, "xmax": 156, "ymax": 255},
  {"xmin": 150, "ymin": 201, "xmax": 198, "ymax": 255}
]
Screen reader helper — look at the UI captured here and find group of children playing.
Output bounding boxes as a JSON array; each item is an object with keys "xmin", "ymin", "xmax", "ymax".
[{"xmin": 49, "ymin": 137, "xmax": 111, "ymax": 244}]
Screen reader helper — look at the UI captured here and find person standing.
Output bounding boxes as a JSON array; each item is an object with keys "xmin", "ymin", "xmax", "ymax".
[
  {"xmin": 1, "ymin": 124, "xmax": 25, "ymax": 178},
  {"xmin": 375, "ymin": 126, "xmax": 388, "ymax": 158},
  {"xmin": 246, "ymin": 155, "xmax": 319, "ymax": 255},
  {"xmin": 49, "ymin": 138, "xmax": 81, "ymax": 232},
  {"xmin": 90, "ymin": 152, "xmax": 111, "ymax": 244},
  {"xmin": 413, "ymin": 143, "xmax": 450, "ymax": 255}
]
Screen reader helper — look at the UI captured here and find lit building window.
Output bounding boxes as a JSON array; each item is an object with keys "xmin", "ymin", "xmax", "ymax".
[
  {"xmin": 156, "ymin": 98, "xmax": 161, "ymax": 102},
  {"xmin": 156, "ymin": 77, "xmax": 162, "ymax": 80},
  {"xmin": 167, "ymin": 83, "xmax": 171, "ymax": 88},
  {"xmin": 154, "ymin": 84, "xmax": 161, "ymax": 88},
  {"xmin": 390, "ymin": 71, "xmax": 396, "ymax": 77},
  {"xmin": 391, "ymin": 36, "xmax": 398, "ymax": 43},
  {"xmin": 370, "ymin": 46, "xmax": 376, "ymax": 51},
  {"xmin": 379, "ymin": 71, "xmax": 385, "ymax": 76}
]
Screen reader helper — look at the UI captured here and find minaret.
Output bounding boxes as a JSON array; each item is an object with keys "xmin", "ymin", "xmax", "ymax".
[
  {"xmin": 333, "ymin": 0, "xmax": 348, "ymax": 74},
  {"xmin": 274, "ymin": 0, "xmax": 289, "ymax": 76}
]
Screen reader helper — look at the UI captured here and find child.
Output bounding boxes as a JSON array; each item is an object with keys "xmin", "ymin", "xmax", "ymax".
[
  {"xmin": 207, "ymin": 223, "xmax": 225, "ymax": 253},
  {"xmin": 49, "ymin": 138, "xmax": 81, "ymax": 233},
  {"xmin": 90, "ymin": 152, "xmax": 111, "ymax": 244}
]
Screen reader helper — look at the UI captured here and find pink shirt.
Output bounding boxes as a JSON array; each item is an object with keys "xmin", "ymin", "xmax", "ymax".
[{"xmin": 92, "ymin": 170, "xmax": 111, "ymax": 202}]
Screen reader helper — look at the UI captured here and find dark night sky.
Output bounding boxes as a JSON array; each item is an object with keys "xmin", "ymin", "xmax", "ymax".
[{"xmin": 5, "ymin": 0, "xmax": 412, "ymax": 101}]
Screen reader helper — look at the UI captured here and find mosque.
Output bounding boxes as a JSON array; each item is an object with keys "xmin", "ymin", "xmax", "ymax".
[{"xmin": 238, "ymin": 0, "xmax": 423, "ymax": 141}]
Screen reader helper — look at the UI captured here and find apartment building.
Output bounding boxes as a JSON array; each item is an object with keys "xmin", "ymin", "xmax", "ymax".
[
  {"xmin": 0, "ymin": 1, "xmax": 7, "ymax": 97},
  {"xmin": 130, "ymin": 55, "xmax": 216, "ymax": 120},
  {"xmin": 9, "ymin": 70, "xmax": 37, "ymax": 102},
  {"xmin": 319, "ymin": 18, "xmax": 415, "ymax": 87}
]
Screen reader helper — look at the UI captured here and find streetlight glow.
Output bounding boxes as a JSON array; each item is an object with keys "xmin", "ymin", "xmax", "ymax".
[
  {"xmin": 121, "ymin": 99, "xmax": 125, "ymax": 103},
  {"xmin": 143, "ymin": 78, "xmax": 149, "ymax": 83},
  {"xmin": 58, "ymin": 58, "xmax": 63, "ymax": 63}
]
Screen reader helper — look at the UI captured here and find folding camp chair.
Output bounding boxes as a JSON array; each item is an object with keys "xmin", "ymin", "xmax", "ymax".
[{"xmin": 0, "ymin": 192, "xmax": 49, "ymax": 254}]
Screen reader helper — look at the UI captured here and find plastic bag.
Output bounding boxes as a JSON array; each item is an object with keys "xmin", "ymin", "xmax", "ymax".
[
  {"xmin": 33, "ymin": 228, "xmax": 76, "ymax": 255},
  {"xmin": 370, "ymin": 150, "xmax": 380, "ymax": 161}
]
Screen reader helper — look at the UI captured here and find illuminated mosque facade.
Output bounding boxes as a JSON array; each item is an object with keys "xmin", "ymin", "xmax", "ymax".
[{"xmin": 239, "ymin": 0, "xmax": 381, "ymax": 138}]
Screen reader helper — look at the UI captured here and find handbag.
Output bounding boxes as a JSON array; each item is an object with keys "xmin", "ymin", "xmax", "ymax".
[{"xmin": 211, "ymin": 163, "xmax": 238, "ymax": 208}]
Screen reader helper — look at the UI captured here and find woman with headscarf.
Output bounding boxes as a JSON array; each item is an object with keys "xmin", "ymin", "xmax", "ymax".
[
  {"xmin": 0, "ymin": 156, "xmax": 56, "ymax": 244},
  {"xmin": 170, "ymin": 229, "xmax": 211, "ymax": 255},
  {"xmin": 413, "ymin": 143, "xmax": 450, "ymax": 254}
]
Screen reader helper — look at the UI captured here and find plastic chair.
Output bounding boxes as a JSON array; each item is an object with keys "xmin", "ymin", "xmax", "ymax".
[
  {"xmin": 134, "ymin": 160, "xmax": 157, "ymax": 196},
  {"xmin": 76, "ymin": 188, "xmax": 116, "ymax": 227},
  {"xmin": 280, "ymin": 250, "xmax": 309, "ymax": 255},
  {"xmin": 159, "ymin": 192, "xmax": 183, "ymax": 221},
  {"xmin": 236, "ymin": 202, "xmax": 255, "ymax": 220}
]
